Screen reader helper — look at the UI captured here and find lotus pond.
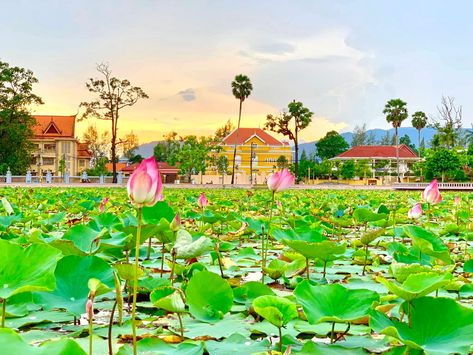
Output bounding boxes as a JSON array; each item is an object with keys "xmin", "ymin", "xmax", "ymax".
[{"xmin": 0, "ymin": 187, "xmax": 472, "ymax": 354}]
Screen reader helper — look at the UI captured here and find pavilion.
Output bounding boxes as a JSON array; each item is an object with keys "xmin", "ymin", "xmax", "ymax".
[{"xmin": 331, "ymin": 145, "xmax": 421, "ymax": 181}]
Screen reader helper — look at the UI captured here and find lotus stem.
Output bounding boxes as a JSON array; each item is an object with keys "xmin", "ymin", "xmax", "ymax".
[
  {"xmin": 323, "ymin": 260, "xmax": 327, "ymax": 279},
  {"xmin": 278, "ymin": 326, "xmax": 283, "ymax": 353},
  {"xmin": 215, "ymin": 243, "xmax": 225, "ymax": 278},
  {"xmin": 108, "ymin": 300, "xmax": 117, "ymax": 355},
  {"xmin": 177, "ymin": 312, "xmax": 184, "ymax": 338},
  {"xmin": 160, "ymin": 242, "xmax": 165, "ymax": 278},
  {"xmin": 305, "ymin": 258, "xmax": 310, "ymax": 280},
  {"xmin": 1, "ymin": 299, "xmax": 5, "ymax": 328},
  {"xmin": 131, "ymin": 207, "xmax": 143, "ymax": 355},
  {"xmin": 146, "ymin": 237, "xmax": 152, "ymax": 260},
  {"xmin": 334, "ymin": 323, "xmax": 350, "ymax": 343},
  {"xmin": 170, "ymin": 249, "xmax": 177, "ymax": 285},
  {"xmin": 330, "ymin": 321, "xmax": 335, "ymax": 344},
  {"xmin": 408, "ymin": 301, "xmax": 412, "ymax": 327},
  {"xmin": 261, "ymin": 192, "xmax": 275, "ymax": 283},
  {"xmin": 362, "ymin": 245, "xmax": 369, "ymax": 276},
  {"xmin": 89, "ymin": 317, "xmax": 93, "ymax": 355}
]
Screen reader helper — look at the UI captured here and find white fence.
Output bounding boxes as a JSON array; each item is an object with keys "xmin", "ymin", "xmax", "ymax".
[{"xmin": 394, "ymin": 182, "xmax": 473, "ymax": 190}]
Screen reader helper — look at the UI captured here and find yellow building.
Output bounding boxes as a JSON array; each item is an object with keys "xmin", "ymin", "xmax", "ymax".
[
  {"xmin": 217, "ymin": 128, "xmax": 293, "ymax": 178},
  {"xmin": 30, "ymin": 115, "xmax": 92, "ymax": 176}
]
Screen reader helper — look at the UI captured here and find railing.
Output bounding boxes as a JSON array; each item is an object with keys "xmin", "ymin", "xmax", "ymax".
[
  {"xmin": 394, "ymin": 182, "xmax": 473, "ymax": 189},
  {"xmin": 0, "ymin": 175, "xmax": 130, "ymax": 185}
]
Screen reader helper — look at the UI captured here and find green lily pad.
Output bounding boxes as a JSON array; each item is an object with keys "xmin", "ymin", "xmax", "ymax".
[
  {"xmin": 205, "ymin": 333, "xmax": 270, "ymax": 354},
  {"xmin": 294, "ymin": 281, "xmax": 379, "ymax": 323},
  {"xmin": 252, "ymin": 295, "xmax": 298, "ymax": 328},
  {"xmin": 370, "ymin": 297, "xmax": 473, "ymax": 354},
  {"xmin": 376, "ymin": 272, "xmax": 452, "ymax": 302},
  {"xmin": 117, "ymin": 338, "xmax": 204, "ymax": 355},
  {"xmin": 150, "ymin": 286, "xmax": 186, "ymax": 313},
  {"xmin": 0, "ymin": 239, "xmax": 62, "ymax": 300},
  {"xmin": 233, "ymin": 282, "xmax": 275, "ymax": 305},
  {"xmin": 185, "ymin": 271, "xmax": 233, "ymax": 323},
  {"xmin": 404, "ymin": 226, "xmax": 452, "ymax": 264},
  {"xmin": 33, "ymin": 255, "xmax": 114, "ymax": 316},
  {"xmin": 173, "ymin": 230, "xmax": 212, "ymax": 260},
  {"xmin": 283, "ymin": 239, "xmax": 346, "ymax": 261}
]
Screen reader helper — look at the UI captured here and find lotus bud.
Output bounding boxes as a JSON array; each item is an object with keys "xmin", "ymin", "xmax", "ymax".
[
  {"xmin": 127, "ymin": 157, "xmax": 163, "ymax": 207},
  {"xmin": 170, "ymin": 213, "xmax": 181, "ymax": 232},
  {"xmin": 407, "ymin": 203, "xmax": 423, "ymax": 219},
  {"xmin": 454, "ymin": 195, "xmax": 461, "ymax": 207},
  {"xmin": 99, "ymin": 197, "xmax": 109, "ymax": 212},
  {"xmin": 86, "ymin": 298, "xmax": 94, "ymax": 320},
  {"xmin": 422, "ymin": 179, "xmax": 442, "ymax": 204},
  {"xmin": 197, "ymin": 192, "xmax": 208, "ymax": 208},
  {"xmin": 267, "ymin": 168, "xmax": 295, "ymax": 193}
]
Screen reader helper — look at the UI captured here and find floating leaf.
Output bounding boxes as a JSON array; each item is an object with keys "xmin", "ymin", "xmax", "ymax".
[
  {"xmin": 252, "ymin": 295, "xmax": 298, "ymax": 328},
  {"xmin": 294, "ymin": 281, "xmax": 379, "ymax": 323},
  {"xmin": 185, "ymin": 271, "xmax": 233, "ymax": 323}
]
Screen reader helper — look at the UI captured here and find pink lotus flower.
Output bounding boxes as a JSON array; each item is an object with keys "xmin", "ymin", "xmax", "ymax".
[
  {"xmin": 99, "ymin": 197, "xmax": 109, "ymax": 213},
  {"xmin": 127, "ymin": 157, "xmax": 163, "ymax": 207},
  {"xmin": 197, "ymin": 192, "xmax": 208, "ymax": 208},
  {"xmin": 422, "ymin": 179, "xmax": 442, "ymax": 204},
  {"xmin": 267, "ymin": 168, "xmax": 295, "ymax": 192},
  {"xmin": 408, "ymin": 203, "xmax": 423, "ymax": 219},
  {"xmin": 454, "ymin": 195, "xmax": 461, "ymax": 207}
]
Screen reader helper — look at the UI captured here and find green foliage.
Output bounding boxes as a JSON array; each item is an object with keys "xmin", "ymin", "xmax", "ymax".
[
  {"xmin": 371, "ymin": 297, "xmax": 473, "ymax": 354},
  {"xmin": 153, "ymin": 131, "xmax": 181, "ymax": 165},
  {"xmin": 252, "ymin": 295, "xmax": 298, "ymax": 328},
  {"xmin": 185, "ymin": 271, "xmax": 233, "ymax": 323},
  {"xmin": 294, "ymin": 282, "xmax": 379, "ymax": 323},
  {"xmin": 340, "ymin": 160, "xmax": 355, "ymax": 179},
  {"xmin": 424, "ymin": 148, "xmax": 462, "ymax": 181},
  {"xmin": 0, "ymin": 240, "xmax": 61, "ymax": 300},
  {"xmin": 315, "ymin": 131, "xmax": 349, "ymax": 160},
  {"xmin": 0, "ymin": 60, "xmax": 43, "ymax": 174}
]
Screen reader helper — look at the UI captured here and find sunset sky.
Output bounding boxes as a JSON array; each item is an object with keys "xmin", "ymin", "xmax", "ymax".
[{"xmin": 3, "ymin": 1, "xmax": 473, "ymax": 144}]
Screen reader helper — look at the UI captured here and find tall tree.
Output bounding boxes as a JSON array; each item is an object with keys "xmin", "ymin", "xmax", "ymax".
[
  {"xmin": 351, "ymin": 124, "xmax": 368, "ymax": 147},
  {"xmin": 431, "ymin": 96, "xmax": 462, "ymax": 149},
  {"xmin": 383, "ymin": 98, "xmax": 408, "ymax": 182},
  {"xmin": 178, "ymin": 135, "xmax": 211, "ymax": 181},
  {"xmin": 0, "ymin": 61, "xmax": 43, "ymax": 174},
  {"xmin": 411, "ymin": 111, "xmax": 427, "ymax": 155},
  {"xmin": 265, "ymin": 100, "xmax": 313, "ymax": 180},
  {"xmin": 122, "ymin": 131, "xmax": 139, "ymax": 160},
  {"xmin": 153, "ymin": 131, "xmax": 181, "ymax": 165},
  {"xmin": 230, "ymin": 74, "xmax": 253, "ymax": 184},
  {"xmin": 82, "ymin": 125, "xmax": 111, "ymax": 163},
  {"xmin": 79, "ymin": 64, "xmax": 148, "ymax": 183},
  {"xmin": 315, "ymin": 130, "xmax": 349, "ymax": 160},
  {"xmin": 214, "ymin": 119, "xmax": 234, "ymax": 142}
]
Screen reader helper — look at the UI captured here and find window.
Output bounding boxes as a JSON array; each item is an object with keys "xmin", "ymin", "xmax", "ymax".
[
  {"xmin": 43, "ymin": 158, "xmax": 55, "ymax": 165},
  {"xmin": 44, "ymin": 143, "xmax": 56, "ymax": 151},
  {"xmin": 79, "ymin": 160, "xmax": 85, "ymax": 167}
]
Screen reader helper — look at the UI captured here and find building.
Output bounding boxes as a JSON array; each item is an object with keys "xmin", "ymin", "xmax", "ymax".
[
  {"xmin": 105, "ymin": 161, "xmax": 180, "ymax": 183},
  {"xmin": 216, "ymin": 128, "xmax": 293, "ymax": 180},
  {"xmin": 30, "ymin": 115, "xmax": 92, "ymax": 176},
  {"xmin": 331, "ymin": 144, "xmax": 420, "ymax": 179}
]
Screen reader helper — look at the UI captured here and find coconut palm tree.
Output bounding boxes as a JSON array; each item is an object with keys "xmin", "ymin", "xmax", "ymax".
[
  {"xmin": 411, "ymin": 111, "xmax": 427, "ymax": 156},
  {"xmin": 383, "ymin": 99, "xmax": 408, "ymax": 183},
  {"xmin": 230, "ymin": 74, "xmax": 253, "ymax": 184}
]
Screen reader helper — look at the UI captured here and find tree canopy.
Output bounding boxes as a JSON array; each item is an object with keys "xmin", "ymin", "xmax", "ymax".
[
  {"xmin": 315, "ymin": 131, "xmax": 349, "ymax": 160},
  {"xmin": 0, "ymin": 61, "xmax": 43, "ymax": 174}
]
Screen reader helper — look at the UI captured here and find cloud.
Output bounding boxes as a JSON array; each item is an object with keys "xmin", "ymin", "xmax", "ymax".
[
  {"xmin": 177, "ymin": 88, "xmax": 196, "ymax": 102},
  {"xmin": 250, "ymin": 41, "xmax": 295, "ymax": 55}
]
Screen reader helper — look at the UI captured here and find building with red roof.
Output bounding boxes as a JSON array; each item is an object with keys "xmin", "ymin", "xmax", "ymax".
[
  {"xmin": 29, "ymin": 115, "xmax": 92, "ymax": 176},
  {"xmin": 215, "ymin": 128, "xmax": 293, "ymax": 180},
  {"xmin": 331, "ymin": 144, "xmax": 420, "ymax": 179}
]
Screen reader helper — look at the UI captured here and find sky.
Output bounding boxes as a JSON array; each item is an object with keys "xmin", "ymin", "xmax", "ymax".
[{"xmin": 2, "ymin": 0, "xmax": 473, "ymax": 144}]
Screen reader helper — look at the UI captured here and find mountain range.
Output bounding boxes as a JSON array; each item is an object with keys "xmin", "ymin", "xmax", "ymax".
[{"xmin": 134, "ymin": 126, "xmax": 451, "ymax": 159}]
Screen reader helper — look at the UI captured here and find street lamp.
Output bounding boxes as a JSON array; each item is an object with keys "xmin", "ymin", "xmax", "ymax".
[
  {"xmin": 36, "ymin": 153, "xmax": 42, "ymax": 183},
  {"xmin": 250, "ymin": 143, "xmax": 257, "ymax": 185}
]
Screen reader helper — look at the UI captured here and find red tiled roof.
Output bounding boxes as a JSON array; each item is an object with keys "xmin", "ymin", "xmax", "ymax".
[
  {"xmin": 334, "ymin": 145, "xmax": 419, "ymax": 159},
  {"xmin": 222, "ymin": 128, "xmax": 285, "ymax": 146},
  {"xmin": 77, "ymin": 142, "xmax": 92, "ymax": 159},
  {"xmin": 32, "ymin": 115, "xmax": 76, "ymax": 138}
]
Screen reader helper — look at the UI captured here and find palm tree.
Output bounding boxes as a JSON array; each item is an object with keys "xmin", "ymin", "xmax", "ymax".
[
  {"xmin": 230, "ymin": 74, "xmax": 253, "ymax": 184},
  {"xmin": 383, "ymin": 99, "xmax": 408, "ymax": 183},
  {"xmin": 411, "ymin": 111, "xmax": 427, "ymax": 157}
]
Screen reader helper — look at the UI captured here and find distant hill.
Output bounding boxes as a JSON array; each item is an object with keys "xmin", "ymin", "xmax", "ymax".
[
  {"xmin": 136, "ymin": 126, "xmax": 464, "ymax": 160},
  {"xmin": 135, "ymin": 141, "xmax": 160, "ymax": 158}
]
